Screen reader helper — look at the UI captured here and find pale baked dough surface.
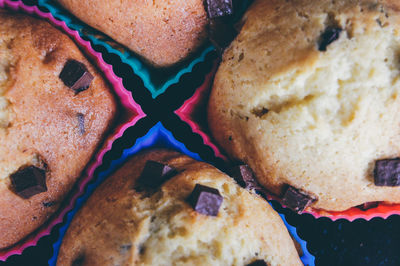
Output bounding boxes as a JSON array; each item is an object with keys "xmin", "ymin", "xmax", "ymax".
[
  {"xmin": 209, "ymin": 0, "xmax": 400, "ymax": 211},
  {"xmin": 0, "ymin": 11, "xmax": 116, "ymax": 248},
  {"xmin": 57, "ymin": 150, "xmax": 302, "ymax": 266},
  {"xmin": 56, "ymin": 0, "xmax": 208, "ymax": 67}
]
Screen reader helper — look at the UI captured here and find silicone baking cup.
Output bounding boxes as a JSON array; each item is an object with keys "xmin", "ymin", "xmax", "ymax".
[
  {"xmin": 37, "ymin": 0, "xmax": 215, "ymax": 98},
  {"xmin": 48, "ymin": 122, "xmax": 314, "ymax": 266},
  {"xmin": 37, "ymin": 0, "xmax": 255, "ymax": 99},
  {"xmin": 0, "ymin": 0, "xmax": 145, "ymax": 260},
  {"xmin": 177, "ymin": 58, "xmax": 400, "ymax": 222}
]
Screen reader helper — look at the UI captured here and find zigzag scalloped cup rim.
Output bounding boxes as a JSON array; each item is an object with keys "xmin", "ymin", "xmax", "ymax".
[
  {"xmin": 175, "ymin": 60, "xmax": 229, "ymax": 161},
  {"xmin": 37, "ymin": 0, "xmax": 216, "ymax": 98},
  {"xmin": 263, "ymin": 190, "xmax": 400, "ymax": 222},
  {"xmin": 48, "ymin": 122, "xmax": 314, "ymax": 266},
  {"xmin": 0, "ymin": 0, "xmax": 145, "ymax": 260},
  {"xmin": 178, "ymin": 56, "xmax": 400, "ymax": 222}
]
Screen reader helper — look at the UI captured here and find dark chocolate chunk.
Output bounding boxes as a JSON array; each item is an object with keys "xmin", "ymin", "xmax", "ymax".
[
  {"xmin": 374, "ymin": 158, "xmax": 400, "ymax": 186},
  {"xmin": 358, "ymin": 201, "xmax": 379, "ymax": 211},
  {"xmin": 59, "ymin": 59, "xmax": 93, "ymax": 93},
  {"xmin": 42, "ymin": 201, "xmax": 56, "ymax": 208},
  {"xmin": 282, "ymin": 186, "xmax": 316, "ymax": 213},
  {"xmin": 187, "ymin": 184, "xmax": 223, "ymax": 216},
  {"xmin": 206, "ymin": 0, "xmax": 233, "ymax": 19},
  {"xmin": 209, "ymin": 17, "xmax": 237, "ymax": 52},
  {"xmin": 10, "ymin": 165, "xmax": 47, "ymax": 199},
  {"xmin": 77, "ymin": 113, "xmax": 85, "ymax": 135},
  {"xmin": 318, "ymin": 27, "xmax": 342, "ymax": 51},
  {"xmin": 137, "ymin": 161, "xmax": 177, "ymax": 189},
  {"xmin": 247, "ymin": 260, "xmax": 268, "ymax": 266},
  {"xmin": 230, "ymin": 164, "xmax": 261, "ymax": 190}
]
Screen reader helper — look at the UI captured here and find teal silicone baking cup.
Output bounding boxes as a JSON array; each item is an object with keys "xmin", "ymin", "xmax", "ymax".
[{"xmin": 37, "ymin": 0, "xmax": 215, "ymax": 99}]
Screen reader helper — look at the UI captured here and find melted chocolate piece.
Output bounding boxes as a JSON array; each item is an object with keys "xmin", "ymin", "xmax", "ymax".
[
  {"xmin": 77, "ymin": 113, "xmax": 85, "ymax": 135},
  {"xmin": 59, "ymin": 59, "xmax": 93, "ymax": 93},
  {"xmin": 282, "ymin": 186, "xmax": 316, "ymax": 213},
  {"xmin": 230, "ymin": 164, "xmax": 261, "ymax": 190},
  {"xmin": 206, "ymin": 0, "xmax": 233, "ymax": 19},
  {"xmin": 10, "ymin": 165, "xmax": 47, "ymax": 199},
  {"xmin": 137, "ymin": 161, "xmax": 177, "ymax": 189},
  {"xmin": 247, "ymin": 260, "xmax": 268, "ymax": 266},
  {"xmin": 318, "ymin": 27, "xmax": 342, "ymax": 51},
  {"xmin": 187, "ymin": 184, "xmax": 223, "ymax": 216},
  {"xmin": 374, "ymin": 158, "xmax": 400, "ymax": 186}
]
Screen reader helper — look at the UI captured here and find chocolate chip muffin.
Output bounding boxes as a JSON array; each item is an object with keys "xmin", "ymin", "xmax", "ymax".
[
  {"xmin": 0, "ymin": 10, "xmax": 116, "ymax": 249},
  {"xmin": 54, "ymin": 0, "xmax": 237, "ymax": 67},
  {"xmin": 57, "ymin": 150, "xmax": 302, "ymax": 266},
  {"xmin": 208, "ymin": 0, "xmax": 400, "ymax": 212}
]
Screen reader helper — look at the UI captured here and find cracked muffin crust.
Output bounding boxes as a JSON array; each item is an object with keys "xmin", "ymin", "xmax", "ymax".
[
  {"xmin": 0, "ymin": 10, "xmax": 116, "ymax": 249},
  {"xmin": 57, "ymin": 150, "xmax": 302, "ymax": 266},
  {"xmin": 208, "ymin": 0, "xmax": 400, "ymax": 212}
]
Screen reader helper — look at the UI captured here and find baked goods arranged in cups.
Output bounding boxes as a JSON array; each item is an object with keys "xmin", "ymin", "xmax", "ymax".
[
  {"xmin": 54, "ymin": 0, "xmax": 239, "ymax": 67},
  {"xmin": 208, "ymin": 0, "xmax": 400, "ymax": 213},
  {"xmin": 57, "ymin": 150, "xmax": 303, "ymax": 265},
  {"xmin": 0, "ymin": 10, "xmax": 116, "ymax": 249}
]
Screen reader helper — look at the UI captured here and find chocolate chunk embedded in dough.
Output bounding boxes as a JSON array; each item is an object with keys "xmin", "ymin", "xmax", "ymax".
[
  {"xmin": 10, "ymin": 165, "xmax": 47, "ymax": 199},
  {"xmin": 230, "ymin": 164, "xmax": 261, "ymax": 191},
  {"xmin": 137, "ymin": 161, "xmax": 177, "ymax": 189},
  {"xmin": 59, "ymin": 59, "xmax": 93, "ymax": 93},
  {"xmin": 77, "ymin": 113, "xmax": 85, "ymax": 135},
  {"xmin": 282, "ymin": 186, "xmax": 316, "ymax": 213},
  {"xmin": 374, "ymin": 158, "xmax": 400, "ymax": 186},
  {"xmin": 206, "ymin": 0, "xmax": 233, "ymax": 18},
  {"xmin": 187, "ymin": 184, "xmax": 223, "ymax": 216}
]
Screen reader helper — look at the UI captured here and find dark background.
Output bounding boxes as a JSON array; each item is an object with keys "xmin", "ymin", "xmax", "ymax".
[{"xmin": 3, "ymin": 0, "xmax": 400, "ymax": 265}]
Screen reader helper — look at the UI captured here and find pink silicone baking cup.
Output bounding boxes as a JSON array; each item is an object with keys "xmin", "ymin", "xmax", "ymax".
[
  {"xmin": 176, "ymin": 57, "xmax": 400, "ymax": 222},
  {"xmin": 175, "ymin": 59, "xmax": 228, "ymax": 161},
  {"xmin": 0, "ymin": 0, "xmax": 145, "ymax": 260},
  {"xmin": 263, "ymin": 191, "xmax": 400, "ymax": 222}
]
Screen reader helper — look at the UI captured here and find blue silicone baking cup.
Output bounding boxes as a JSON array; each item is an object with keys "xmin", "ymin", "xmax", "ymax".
[
  {"xmin": 37, "ymin": 0, "xmax": 215, "ymax": 99},
  {"xmin": 48, "ymin": 122, "xmax": 200, "ymax": 265},
  {"xmin": 48, "ymin": 122, "xmax": 314, "ymax": 266},
  {"xmin": 278, "ymin": 213, "xmax": 315, "ymax": 266}
]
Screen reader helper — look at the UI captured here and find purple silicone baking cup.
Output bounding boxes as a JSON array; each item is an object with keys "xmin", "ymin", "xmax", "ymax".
[
  {"xmin": 49, "ymin": 122, "xmax": 314, "ymax": 265},
  {"xmin": 0, "ymin": 0, "xmax": 145, "ymax": 260}
]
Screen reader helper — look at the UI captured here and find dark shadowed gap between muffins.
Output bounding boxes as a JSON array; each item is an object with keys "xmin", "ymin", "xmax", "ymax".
[
  {"xmin": 92, "ymin": 116, "xmax": 159, "ymax": 181},
  {"xmin": 271, "ymin": 199, "xmax": 400, "ymax": 266},
  {"xmin": 162, "ymin": 113, "xmax": 228, "ymax": 171},
  {"xmin": 94, "ymin": 41, "xmax": 219, "ymax": 121},
  {"xmin": 154, "ymin": 50, "xmax": 219, "ymax": 115},
  {"xmin": 91, "ymin": 43, "xmax": 151, "ymax": 105}
]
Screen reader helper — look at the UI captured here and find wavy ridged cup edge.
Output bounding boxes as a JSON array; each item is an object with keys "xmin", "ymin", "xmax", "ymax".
[{"xmin": 0, "ymin": 0, "xmax": 145, "ymax": 260}]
